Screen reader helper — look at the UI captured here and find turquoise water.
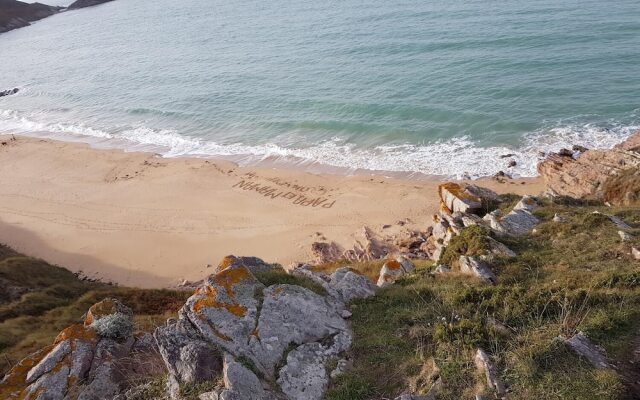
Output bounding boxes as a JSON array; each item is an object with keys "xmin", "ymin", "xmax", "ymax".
[{"xmin": 1, "ymin": 0, "xmax": 639, "ymax": 177}]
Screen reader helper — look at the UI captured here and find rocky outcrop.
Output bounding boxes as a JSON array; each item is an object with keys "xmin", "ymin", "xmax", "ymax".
[
  {"xmin": 0, "ymin": 0, "xmax": 61, "ymax": 33},
  {"xmin": 537, "ymin": 133, "xmax": 640, "ymax": 205},
  {"xmin": 0, "ymin": 88, "xmax": 19, "ymax": 97},
  {"xmin": 155, "ymin": 256, "xmax": 374, "ymax": 400},
  {"xmin": 565, "ymin": 332, "xmax": 611, "ymax": 369},
  {"xmin": 0, "ymin": 298, "xmax": 162, "ymax": 400},
  {"xmin": 483, "ymin": 195, "xmax": 540, "ymax": 237},
  {"xmin": 67, "ymin": 0, "xmax": 114, "ymax": 10}
]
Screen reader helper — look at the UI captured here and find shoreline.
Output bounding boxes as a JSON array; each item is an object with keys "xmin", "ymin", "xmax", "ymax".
[{"xmin": 0, "ymin": 134, "xmax": 544, "ymax": 288}]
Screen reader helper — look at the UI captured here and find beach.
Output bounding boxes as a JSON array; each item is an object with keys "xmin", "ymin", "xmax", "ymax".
[{"xmin": 0, "ymin": 134, "xmax": 543, "ymax": 288}]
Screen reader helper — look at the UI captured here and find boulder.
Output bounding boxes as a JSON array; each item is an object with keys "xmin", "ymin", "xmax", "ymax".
[
  {"xmin": 474, "ymin": 349, "xmax": 506, "ymax": 399},
  {"xmin": 565, "ymin": 332, "xmax": 610, "ymax": 369},
  {"xmin": 632, "ymin": 247, "xmax": 640, "ymax": 260},
  {"xmin": 483, "ymin": 196, "xmax": 539, "ymax": 237},
  {"xmin": 377, "ymin": 257, "xmax": 414, "ymax": 288},
  {"xmin": 0, "ymin": 88, "xmax": 19, "ymax": 97},
  {"xmin": 618, "ymin": 230, "xmax": 633, "ymax": 242},
  {"xmin": 327, "ymin": 267, "xmax": 376, "ymax": 303},
  {"xmin": 439, "ymin": 183, "xmax": 498, "ymax": 215},
  {"xmin": 459, "ymin": 256, "xmax": 496, "ymax": 284},
  {"xmin": 216, "ymin": 255, "xmax": 274, "ymax": 275}
]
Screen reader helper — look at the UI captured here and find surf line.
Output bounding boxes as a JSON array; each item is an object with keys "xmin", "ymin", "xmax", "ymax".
[{"xmin": 232, "ymin": 180, "xmax": 336, "ymax": 209}]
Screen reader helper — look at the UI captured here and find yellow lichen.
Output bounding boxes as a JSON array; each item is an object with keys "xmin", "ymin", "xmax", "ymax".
[
  {"xmin": 0, "ymin": 345, "xmax": 53, "ymax": 399},
  {"xmin": 439, "ymin": 182, "xmax": 480, "ymax": 203},
  {"xmin": 54, "ymin": 324, "xmax": 98, "ymax": 344},
  {"xmin": 218, "ymin": 255, "xmax": 239, "ymax": 271},
  {"xmin": 192, "ymin": 276, "xmax": 248, "ymax": 318}
]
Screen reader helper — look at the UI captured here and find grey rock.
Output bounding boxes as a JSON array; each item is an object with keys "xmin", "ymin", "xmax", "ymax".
[
  {"xmin": 77, "ymin": 362, "xmax": 121, "ymax": 400},
  {"xmin": 459, "ymin": 256, "xmax": 496, "ymax": 284},
  {"xmin": 249, "ymin": 284, "xmax": 349, "ymax": 377},
  {"xmin": 632, "ymin": 247, "xmax": 640, "ymax": 260},
  {"xmin": 474, "ymin": 348, "xmax": 506, "ymax": 398},
  {"xmin": 25, "ymin": 364, "xmax": 70, "ymax": 400},
  {"xmin": 434, "ymin": 264, "xmax": 450, "ymax": 274},
  {"xmin": 618, "ymin": 230, "xmax": 633, "ymax": 242},
  {"xmin": 26, "ymin": 340, "xmax": 71, "ymax": 384},
  {"xmin": 377, "ymin": 258, "xmax": 409, "ymax": 288},
  {"xmin": 484, "ymin": 196, "xmax": 539, "ymax": 236},
  {"xmin": 328, "ymin": 267, "xmax": 376, "ymax": 303},
  {"xmin": 216, "ymin": 255, "xmax": 275, "ymax": 275},
  {"xmin": 219, "ymin": 353, "xmax": 275, "ymax": 400},
  {"xmin": 565, "ymin": 332, "xmax": 610, "ymax": 369}
]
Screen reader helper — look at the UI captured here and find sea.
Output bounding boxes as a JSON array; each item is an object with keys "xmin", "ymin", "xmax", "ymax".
[{"xmin": 1, "ymin": 0, "xmax": 639, "ymax": 178}]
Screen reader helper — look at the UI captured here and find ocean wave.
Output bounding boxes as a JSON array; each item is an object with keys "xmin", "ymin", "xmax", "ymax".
[{"xmin": 0, "ymin": 108, "xmax": 636, "ymax": 179}]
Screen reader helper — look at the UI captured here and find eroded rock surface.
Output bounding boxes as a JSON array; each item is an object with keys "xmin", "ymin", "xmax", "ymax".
[
  {"xmin": 0, "ymin": 299, "xmax": 160, "ymax": 400},
  {"xmin": 155, "ymin": 257, "xmax": 373, "ymax": 400},
  {"xmin": 538, "ymin": 134, "xmax": 640, "ymax": 205}
]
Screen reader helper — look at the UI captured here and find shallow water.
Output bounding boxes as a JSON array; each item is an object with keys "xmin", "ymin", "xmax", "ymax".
[{"xmin": 1, "ymin": 0, "xmax": 639, "ymax": 177}]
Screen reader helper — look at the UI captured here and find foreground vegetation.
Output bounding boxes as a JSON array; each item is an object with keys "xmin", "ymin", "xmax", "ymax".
[
  {"xmin": 0, "ymin": 245, "xmax": 191, "ymax": 377},
  {"xmin": 1, "ymin": 197, "xmax": 639, "ymax": 399},
  {"xmin": 325, "ymin": 198, "xmax": 640, "ymax": 399}
]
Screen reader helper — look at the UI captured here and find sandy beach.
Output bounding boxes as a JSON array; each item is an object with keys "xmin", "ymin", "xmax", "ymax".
[{"xmin": 0, "ymin": 134, "xmax": 544, "ymax": 288}]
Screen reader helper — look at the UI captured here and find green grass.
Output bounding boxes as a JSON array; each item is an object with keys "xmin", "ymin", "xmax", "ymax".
[
  {"xmin": 254, "ymin": 267, "xmax": 328, "ymax": 295},
  {"xmin": 325, "ymin": 200, "xmax": 640, "ymax": 400},
  {"xmin": 0, "ymin": 245, "xmax": 191, "ymax": 376}
]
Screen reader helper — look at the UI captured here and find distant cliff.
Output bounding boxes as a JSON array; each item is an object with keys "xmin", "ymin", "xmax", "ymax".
[
  {"xmin": 0, "ymin": 0, "xmax": 115, "ymax": 34},
  {"xmin": 67, "ymin": 0, "xmax": 113, "ymax": 10},
  {"xmin": 0, "ymin": 0, "xmax": 61, "ymax": 33}
]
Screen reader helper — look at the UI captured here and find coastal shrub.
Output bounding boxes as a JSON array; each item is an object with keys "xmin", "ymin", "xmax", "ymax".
[{"xmin": 90, "ymin": 312, "xmax": 134, "ymax": 339}]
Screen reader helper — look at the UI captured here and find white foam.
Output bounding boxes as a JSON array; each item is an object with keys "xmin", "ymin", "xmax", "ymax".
[{"xmin": 0, "ymin": 108, "xmax": 637, "ymax": 179}]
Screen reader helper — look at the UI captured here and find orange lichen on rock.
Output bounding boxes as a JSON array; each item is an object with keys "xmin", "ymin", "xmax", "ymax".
[
  {"xmin": 385, "ymin": 260, "xmax": 402, "ymax": 271},
  {"xmin": 218, "ymin": 255, "xmax": 239, "ymax": 271},
  {"xmin": 0, "ymin": 345, "xmax": 53, "ymax": 399},
  {"xmin": 438, "ymin": 182, "xmax": 480, "ymax": 203},
  {"xmin": 439, "ymin": 200, "xmax": 452, "ymax": 215},
  {"xmin": 54, "ymin": 324, "xmax": 98, "ymax": 345},
  {"xmin": 212, "ymin": 266, "xmax": 251, "ymax": 298},
  {"xmin": 84, "ymin": 298, "xmax": 118, "ymax": 325},
  {"xmin": 192, "ymin": 280, "xmax": 248, "ymax": 318}
]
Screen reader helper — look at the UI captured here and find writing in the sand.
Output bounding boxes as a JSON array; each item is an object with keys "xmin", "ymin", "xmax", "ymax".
[{"xmin": 232, "ymin": 180, "xmax": 336, "ymax": 209}]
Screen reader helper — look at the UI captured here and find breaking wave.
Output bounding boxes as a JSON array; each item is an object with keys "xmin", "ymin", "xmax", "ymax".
[{"xmin": 0, "ymin": 108, "xmax": 636, "ymax": 179}]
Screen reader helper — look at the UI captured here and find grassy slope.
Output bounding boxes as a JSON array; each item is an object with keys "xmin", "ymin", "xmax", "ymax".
[
  {"xmin": 1, "ymin": 198, "xmax": 639, "ymax": 399},
  {"xmin": 0, "ymin": 245, "xmax": 191, "ymax": 377},
  {"xmin": 325, "ymin": 199, "xmax": 640, "ymax": 400}
]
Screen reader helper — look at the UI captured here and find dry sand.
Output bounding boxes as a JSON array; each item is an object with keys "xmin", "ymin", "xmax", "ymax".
[{"xmin": 0, "ymin": 134, "xmax": 545, "ymax": 288}]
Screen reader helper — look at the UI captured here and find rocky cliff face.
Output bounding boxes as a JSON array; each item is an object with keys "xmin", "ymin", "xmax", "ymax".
[
  {"xmin": 0, "ymin": 0, "xmax": 61, "ymax": 33},
  {"xmin": 537, "ymin": 130, "xmax": 640, "ymax": 205}
]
